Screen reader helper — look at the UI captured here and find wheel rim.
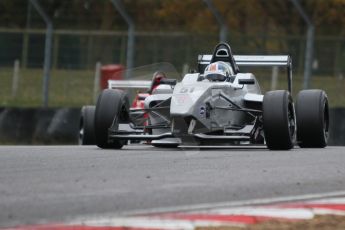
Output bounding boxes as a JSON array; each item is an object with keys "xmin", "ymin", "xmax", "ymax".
[
  {"xmin": 288, "ymin": 102, "xmax": 296, "ymax": 140},
  {"xmin": 323, "ymin": 100, "xmax": 329, "ymax": 141},
  {"xmin": 78, "ymin": 120, "xmax": 84, "ymax": 145}
]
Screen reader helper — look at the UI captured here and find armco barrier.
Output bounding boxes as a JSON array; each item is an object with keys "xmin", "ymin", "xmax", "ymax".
[{"xmin": 0, "ymin": 107, "xmax": 344, "ymax": 145}]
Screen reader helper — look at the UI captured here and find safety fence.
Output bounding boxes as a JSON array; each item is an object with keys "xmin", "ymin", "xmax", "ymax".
[
  {"xmin": 1, "ymin": 29, "xmax": 344, "ymax": 74},
  {"xmin": 0, "ymin": 29, "xmax": 344, "ymax": 107}
]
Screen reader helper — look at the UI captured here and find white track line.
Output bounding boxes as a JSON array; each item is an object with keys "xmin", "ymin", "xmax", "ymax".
[
  {"xmin": 117, "ymin": 190, "xmax": 345, "ymax": 215},
  {"xmin": 305, "ymin": 197, "xmax": 345, "ymax": 204}
]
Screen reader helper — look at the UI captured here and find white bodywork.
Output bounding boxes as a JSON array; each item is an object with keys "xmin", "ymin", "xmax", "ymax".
[{"xmin": 107, "ymin": 44, "xmax": 292, "ymax": 147}]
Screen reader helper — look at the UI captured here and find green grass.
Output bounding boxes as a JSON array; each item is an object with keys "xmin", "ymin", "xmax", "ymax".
[
  {"xmin": 0, "ymin": 68, "xmax": 95, "ymax": 107},
  {"xmin": 1, "ymin": 67, "xmax": 344, "ymax": 107},
  {"xmin": 254, "ymin": 71, "xmax": 345, "ymax": 107}
]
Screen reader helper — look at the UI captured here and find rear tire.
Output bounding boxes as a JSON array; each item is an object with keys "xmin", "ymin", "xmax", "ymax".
[
  {"xmin": 296, "ymin": 90, "xmax": 329, "ymax": 148},
  {"xmin": 79, "ymin": 106, "xmax": 96, "ymax": 145},
  {"xmin": 263, "ymin": 90, "xmax": 295, "ymax": 150},
  {"xmin": 94, "ymin": 89, "xmax": 129, "ymax": 149}
]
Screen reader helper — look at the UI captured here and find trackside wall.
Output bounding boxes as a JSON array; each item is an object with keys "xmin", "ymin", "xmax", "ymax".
[{"xmin": 0, "ymin": 107, "xmax": 79, "ymax": 144}]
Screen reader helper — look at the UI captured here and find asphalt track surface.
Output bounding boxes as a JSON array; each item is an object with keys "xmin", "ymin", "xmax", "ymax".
[{"xmin": 0, "ymin": 145, "xmax": 344, "ymax": 227}]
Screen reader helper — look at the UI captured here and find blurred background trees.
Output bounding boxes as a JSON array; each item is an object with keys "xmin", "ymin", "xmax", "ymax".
[{"xmin": 1, "ymin": 0, "xmax": 344, "ymax": 34}]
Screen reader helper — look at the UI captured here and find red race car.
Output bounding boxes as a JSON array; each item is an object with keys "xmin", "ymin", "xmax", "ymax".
[{"xmin": 79, "ymin": 71, "xmax": 175, "ymax": 145}]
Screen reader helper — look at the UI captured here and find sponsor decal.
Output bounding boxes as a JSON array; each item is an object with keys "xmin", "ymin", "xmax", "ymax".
[
  {"xmin": 200, "ymin": 106, "xmax": 206, "ymax": 117},
  {"xmin": 180, "ymin": 87, "xmax": 195, "ymax": 93}
]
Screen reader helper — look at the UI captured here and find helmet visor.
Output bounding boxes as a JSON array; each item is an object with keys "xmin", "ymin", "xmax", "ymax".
[{"xmin": 205, "ymin": 73, "xmax": 226, "ymax": 81}]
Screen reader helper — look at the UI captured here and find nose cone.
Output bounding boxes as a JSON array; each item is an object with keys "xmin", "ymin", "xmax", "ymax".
[
  {"xmin": 170, "ymin": 93, "xmax": 194, "ymax": 115},
  {"xmin": 170, "ymin": 83, "xmax": 207, "ymax": 116}
]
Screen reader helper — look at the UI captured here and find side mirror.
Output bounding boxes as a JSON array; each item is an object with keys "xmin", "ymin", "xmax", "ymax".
[{"xmin": 238, "ymin": 78, "xmax": 255, "ymax": 85}]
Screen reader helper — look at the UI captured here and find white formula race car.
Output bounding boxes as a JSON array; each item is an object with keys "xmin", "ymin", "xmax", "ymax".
[{"xmin": 93, "ymin": 43, "xmax": 329, "ymax": 150}]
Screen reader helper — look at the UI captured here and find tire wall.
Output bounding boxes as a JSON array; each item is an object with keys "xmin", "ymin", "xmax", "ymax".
[
  {"xmin": 0, "ymin": 107, "xmax": 344, "ymax": 145},
  {"xmin": 329, "ymin": 108, "xmax": 345, "ymax": 146},
  {"xmin": 0, "ymin": 107, "xmax": 80, "ymax": 144}
]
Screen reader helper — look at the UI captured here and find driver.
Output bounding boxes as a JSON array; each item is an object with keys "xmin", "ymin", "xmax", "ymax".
[
  {"xmin": 204, "ymin": 61, "xmax": 234, "ymax": 82},
  {"xmin": 148, "ymin": 71, "xmax": 167, "ymax": 94}
]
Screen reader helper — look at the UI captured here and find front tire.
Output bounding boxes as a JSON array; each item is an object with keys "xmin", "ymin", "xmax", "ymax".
[
  {"xmin": 94, "ymin": 89, "xmax": 129, "ymax": 149},
  {"xmin": 296, "ymin": 90, "xmax": 329, "ymax": 148},
  {"xmin": 263, "ymin": 90, "xmax": 295, "ymax": 150}
]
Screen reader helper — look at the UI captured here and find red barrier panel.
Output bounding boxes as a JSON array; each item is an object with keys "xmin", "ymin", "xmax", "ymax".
[{"xmin": 100, "ymin": 64, "xmax": 124, "ymax": 89}]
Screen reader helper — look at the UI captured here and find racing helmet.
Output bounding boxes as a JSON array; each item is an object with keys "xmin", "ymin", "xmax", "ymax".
[{"xmin": 204, "ymin": 61, "xmax": 234, "ymax": 81}]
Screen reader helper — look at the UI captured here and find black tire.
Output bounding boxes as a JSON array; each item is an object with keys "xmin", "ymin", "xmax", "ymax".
[
  {"xmin": 296, "ymin": 90, "xmax": 329, "ymax": 148},
  {"xmin": 79, "ymin": 105, "xmax": 96, "ymax": 145},
  {"xmin": 94, "ymin": 89, "xmax": 129, "ymax": 149},
  {"xmin": 263, "ymin": 90, "xmax": 295, "ymax": 150}
]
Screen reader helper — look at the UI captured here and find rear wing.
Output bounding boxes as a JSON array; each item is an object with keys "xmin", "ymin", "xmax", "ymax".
[
  {"xmin": 108, "ymin": 80, "xmax": 151, "ymax": 90},
  {"xmin": 108, "ymin": 78, "xmax": 177, "ymax": 90},
  {"xmin": 198, "ymin": 55, "xmax": 293, "ymax": 93}
]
